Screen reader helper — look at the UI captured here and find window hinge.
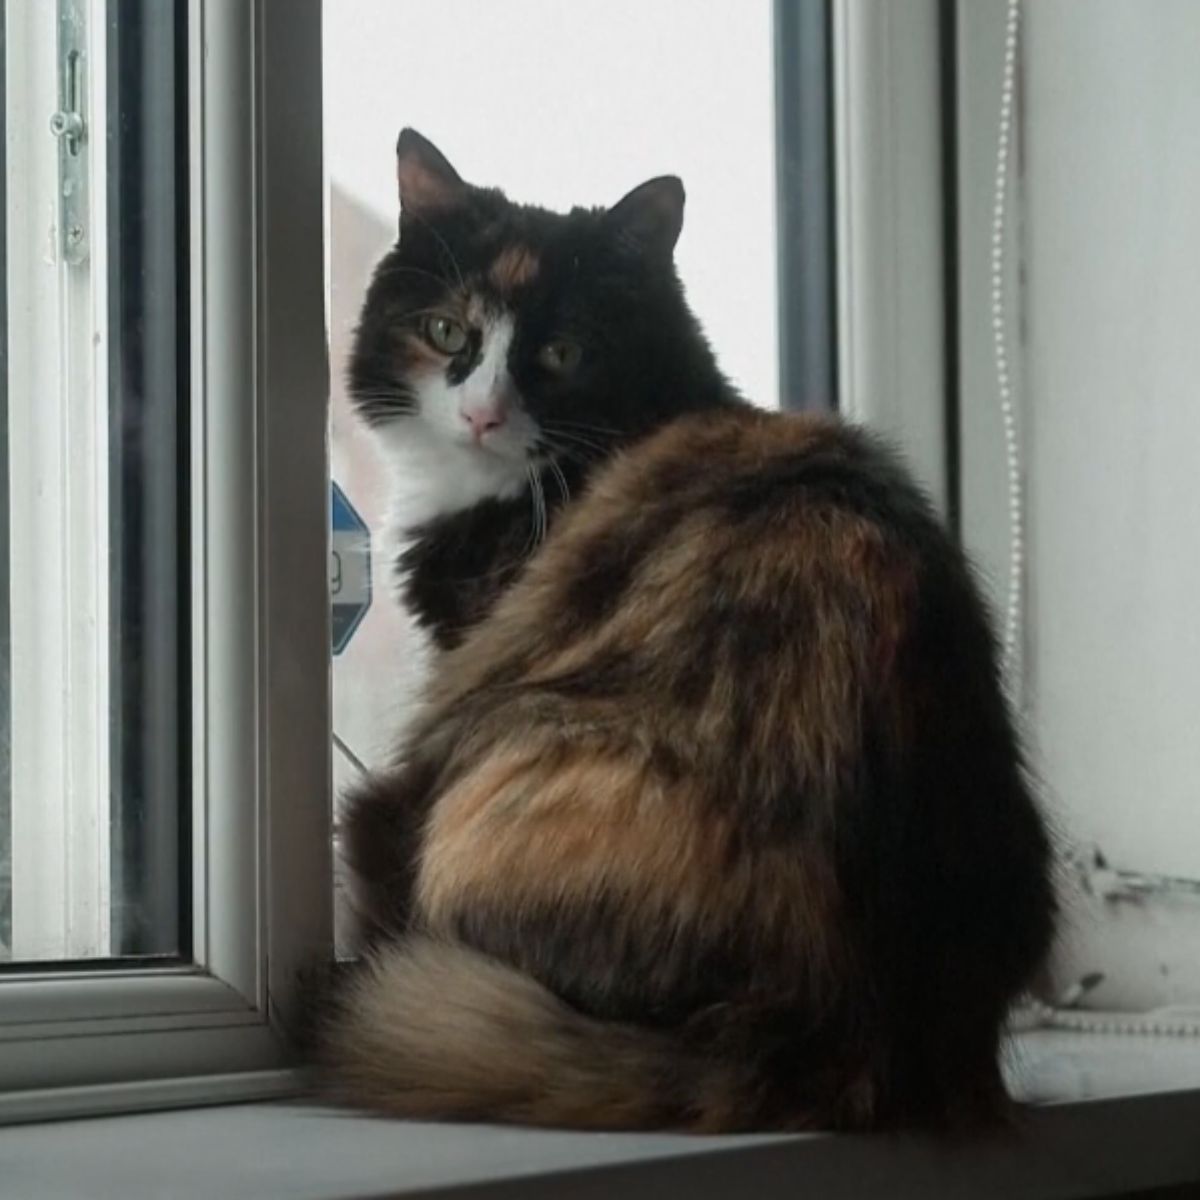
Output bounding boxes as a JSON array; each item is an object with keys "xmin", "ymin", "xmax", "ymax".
[{"xmin": 50, "ymin": 0, "xmax": 89, "ymax": 267}]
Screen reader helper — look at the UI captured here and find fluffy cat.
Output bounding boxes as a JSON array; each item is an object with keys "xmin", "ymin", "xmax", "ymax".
[
  {"xmin": 324, "ymin": 129, "xmax": 1056, "ymax": 1132},
  {"xmin": 349, "ymin": 131, "xmax": 735, "ymax": 648}
]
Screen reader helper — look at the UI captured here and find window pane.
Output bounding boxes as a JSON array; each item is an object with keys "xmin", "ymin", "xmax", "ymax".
[
  {"xmin": 323, "ymin": 0, "xmax": 778, "ymax": 950},
  {"xmin": 1, "ymin": 0, "xmax": 188, "ymax": 963},
  {"xmin": 106, "ymin": 0, "xmax": 190, "ymax": 959}
]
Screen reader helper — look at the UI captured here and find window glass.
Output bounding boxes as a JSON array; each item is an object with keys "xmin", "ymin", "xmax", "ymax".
[
  {"xmin": 323, "ymin": 0, "xmax": 777, "ymax": 948},
  {"xmin": 1, "ymin": 0, "xmax": 189, "ymax": 964}
]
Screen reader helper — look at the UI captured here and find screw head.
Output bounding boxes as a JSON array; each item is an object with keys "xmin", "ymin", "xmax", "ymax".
[{"xmin": 49, "ymin": 110, "xmax": 84, "ymax": 141}]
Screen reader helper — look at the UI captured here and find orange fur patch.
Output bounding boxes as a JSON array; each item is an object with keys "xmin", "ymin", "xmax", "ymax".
[
  {"xmin": 488, "ymin": 245, "xmax": 539, "ymax": 292},
  {"xmin": 415, "ymin": 742, "xmax": 839, "ymax": 992}
]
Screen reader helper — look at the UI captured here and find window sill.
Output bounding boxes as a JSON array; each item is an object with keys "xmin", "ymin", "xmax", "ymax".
[{"xmin": 2, "ymin": 1032, "xmax": 1199, "ymax": 1200}]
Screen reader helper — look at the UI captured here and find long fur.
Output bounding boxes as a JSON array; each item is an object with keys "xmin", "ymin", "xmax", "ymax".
[
  {"xmin": 323, "ymin": 937, "xmax": 763, "ymax": 1132},
  {"xmin": 327, "ymin": 411, "xmax": 1054, "ymax": 1132},
  {"xmin": 327, "ymin": 132, "xmax": 1056, "ymax": 1134}
]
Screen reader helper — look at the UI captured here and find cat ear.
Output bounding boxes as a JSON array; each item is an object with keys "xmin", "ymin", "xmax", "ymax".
[
  {"xmin": 605, "ymin": 176, "xmax": 685, "ymax": 258},
  {"xmin": 395, "ymin": 128, "xmax": 466, "ymax": 216}
]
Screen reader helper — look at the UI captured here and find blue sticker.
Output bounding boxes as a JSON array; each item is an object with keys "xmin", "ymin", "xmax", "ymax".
[{"xmin": 331, "ymin": 481, "xmax": 372, "ymax": 655}]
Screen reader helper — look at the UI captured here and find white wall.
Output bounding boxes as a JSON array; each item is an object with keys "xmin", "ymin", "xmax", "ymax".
[
  {"xmin": 1017, "ymin": 1, "xmax": 1200, "ymax": 1008},
  {"xmin": 1023, "ymin": 1, "xmax": 1200, "ymax": 880}
]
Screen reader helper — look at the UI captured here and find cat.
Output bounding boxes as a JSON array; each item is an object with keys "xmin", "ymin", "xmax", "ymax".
[
  {"xmin": 323, "ymin": 129, "xmax": 1057, "ymax": 1133},
  {"xmin": 348, "ymin": 131, "xmax": 736, "ymax": 649}
]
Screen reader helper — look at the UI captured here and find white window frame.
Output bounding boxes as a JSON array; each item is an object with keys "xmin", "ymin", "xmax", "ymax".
[
  {"xmin": 831, "ymin": 0, "xmax": 950, "ymax": 512},
  {"xmin": 0, "ymin": 0, "xmax": 330, "ymax": 1121},
  {"xmin": 6, "ymin": 0, "xmax": 112, "ymax": 962}
]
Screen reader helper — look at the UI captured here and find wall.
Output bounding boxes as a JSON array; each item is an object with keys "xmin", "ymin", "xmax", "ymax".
[{"xmin": 974, "ymin": 0, "xmax": 1200, "ymax": 1008}]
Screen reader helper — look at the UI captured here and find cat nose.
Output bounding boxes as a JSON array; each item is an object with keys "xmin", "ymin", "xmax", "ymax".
[{"xmin": 461, "ymin": 400, "xmax": 507, "ymax": 441}]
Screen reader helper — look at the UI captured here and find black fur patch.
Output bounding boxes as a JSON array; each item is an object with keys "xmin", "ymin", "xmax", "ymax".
[{"xmin": 348, "ymin": 174, "xmax": 739, "ymax": 644}]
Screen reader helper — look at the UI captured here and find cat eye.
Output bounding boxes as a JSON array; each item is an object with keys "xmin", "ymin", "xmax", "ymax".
[
  {"xmin": 537, "ymin": 338, "xmax": 582, "ymax": 374},
  {"xmin": 423, "ymin": 315, "xmax": 469, "ymax": 356}
]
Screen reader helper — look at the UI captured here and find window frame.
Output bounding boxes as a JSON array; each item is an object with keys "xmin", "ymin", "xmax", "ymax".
[
  {"xmin": 830, "ymin": 0, "xmax": 951, "ymax": 512},
  {"xmin": 5, "ymin": 0, "xmax": 114, "ymax": 963},
  {"xmin": 0, "ymin": 0, "xmax": 329, "ymax": 1120},
  {"xmin": 773, "ymin": 0, "xmax": 839, "ymax": 413}
]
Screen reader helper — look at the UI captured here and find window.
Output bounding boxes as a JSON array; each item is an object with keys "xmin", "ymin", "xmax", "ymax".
[
  {"xmin": 3, "ymin": 0, "xmax": 189, "ymax": 968},
  {"xmin": 0, "ymin": 2, "xmax": 1197, "ymax": 1181},
  {"xmin": 1, "ymin": 0, "xmax": 328, "ymax": 1115},
  {"xmin": 324, "ymin": 0, "xmax": 791, "ymax": 950}
]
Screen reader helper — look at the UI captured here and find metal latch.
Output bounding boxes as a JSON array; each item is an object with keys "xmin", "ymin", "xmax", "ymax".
[{"xmin": 49, "ymin": 0, "xmax": 89, "ymax": 267}]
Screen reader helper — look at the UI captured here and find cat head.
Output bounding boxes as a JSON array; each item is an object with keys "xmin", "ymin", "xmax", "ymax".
[{"xmin": 349, "ymin": 129, "xmax": 723, "ymax": 512}]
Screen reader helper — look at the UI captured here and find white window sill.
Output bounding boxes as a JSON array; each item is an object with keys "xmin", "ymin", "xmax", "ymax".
[{"xmin": 2, "ymin": 1032, "xmax": 1199, "ymax": 1200}]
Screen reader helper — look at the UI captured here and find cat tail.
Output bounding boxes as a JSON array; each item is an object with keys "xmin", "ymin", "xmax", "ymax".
[{"xmin": 319, "ymin": 935, "xmax": 759, "ymax": 1132}]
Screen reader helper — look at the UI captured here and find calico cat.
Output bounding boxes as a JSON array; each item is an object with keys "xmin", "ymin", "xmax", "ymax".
[
  {"xmin": 350, "ymin": 131, "xmax": 736, "ymax": 648},
  {"xmin": 325, "ymin": 129, "xmax": 1056, "ymax": 1132}
]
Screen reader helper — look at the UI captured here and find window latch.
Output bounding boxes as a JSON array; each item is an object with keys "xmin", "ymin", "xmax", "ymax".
[{"xmin": 49, "ymin": 0, "xmax": 89, "ymax": 267}]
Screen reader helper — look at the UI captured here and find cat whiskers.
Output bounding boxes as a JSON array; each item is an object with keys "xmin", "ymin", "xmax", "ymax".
[
  {"xmin": 538, "ymin": 419, "xmax": 618, "ymax": 448},
  {"xmin": 542, "ymin": 418, "xmax": 622, "ymax": 438},
  {"xmin": 525, "ymin": 464, "xmax": 549, "ymax": 551},
  {"xmin": 351, "ymin": 389, "xmax": 415, "ymax": 406},
  {"xmin": 546, "ymin": 457, "xmax": 571, "ymax": 507},
  {"xmin": 537, "ymin": 429, "xmax": 610, "ymax": 467},
  {"xmin": 349, "ymin": 390, "xmax": 417, "ymax": 418},
  {"xmin": 518, "ymin": 464, "xmax": 539, "ymax": 561}
]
